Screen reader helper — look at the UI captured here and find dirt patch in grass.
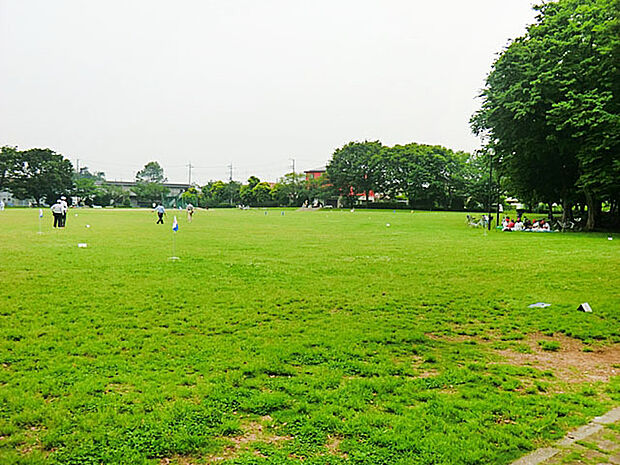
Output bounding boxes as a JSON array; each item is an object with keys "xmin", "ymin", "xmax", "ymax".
[
  {"xmin": 325, "ymin": 435, "xmax": 348, "ymax": 459},
  {"xmin": 202, "ymin": 417, "xmax": 293, "ymax": 463},
  {"xmin": 497, "ymin": 334, "xmax": 620, "ymax": 383}
]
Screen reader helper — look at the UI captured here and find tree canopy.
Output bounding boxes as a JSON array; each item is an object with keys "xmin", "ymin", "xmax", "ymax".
[
  {"xmin": 327, "ymin": 141, "xmax": 382, "ymax": 206},
  {"xmin": 7, "ymin": 148, "xmax": 74, "ymax": 206},
  {"xmin": 136, "ymin": 161, "xmax": 167, "ymax": 184},
  {"xmin": 471, "ymin": 0, "xmax": 619, "ymax": 229},
  {"xmin": 132, "ymin": 161, "xmax": 169, "ymax": 205},
  {"xmin": 325, "ymin": 140, "xmax": 485, "ymax": 210}
]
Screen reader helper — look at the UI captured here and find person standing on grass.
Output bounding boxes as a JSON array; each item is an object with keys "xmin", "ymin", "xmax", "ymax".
[
  {"xmin": 50, "ymin": 200, "xmax": 64, "ymax": 228},
  {"xmin": 186, "ymin": 203, "xmax": 194, "ymax": 222},
  {"xmin": 154, "ymin": 203, "xmax": 166, "ymax": 224},
  {"xmin": 60, "ymin": 196, "xmax": 68, "ymax": 227}
]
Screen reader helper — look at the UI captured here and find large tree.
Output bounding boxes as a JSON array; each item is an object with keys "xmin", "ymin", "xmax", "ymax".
[
  {"xmin": 9, "ymin": 148, "xmax": 74, "ymax": 206},
  {"xmin": 381, "ymin": 143, "xmax": 470, "ymax": 209},
  {"xmin": 239, "ymin": 176, "xmax": 262, "ymax": 205},
  {"xmin": 327, "ymin": 141, "xmax": 382, "ymax": 206},
  {"xmin": 132, "ymin": 161, "xmax": 169, "ymax": 205},
  {"xmin": 73, "ymin": 177, "xmax": 100, "ymax": 206},
  {"xmin": 271, "ymin": 172, "xmax": 305, "ymax": 206},
  {"xmin": 136, "ymin": 161, "xmax": 167, "ymax": 183},
  {"xmin": 472, "ymin": 0, "xmax": 619, "ymax": 230}
]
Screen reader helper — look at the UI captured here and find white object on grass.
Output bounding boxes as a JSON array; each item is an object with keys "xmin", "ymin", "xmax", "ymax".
[
  {"xmin": 528, "ymin": 302, "xmax": 551, "ymax": 308},
  {"xmin": 86, "ymin": 224, "xmax": 90, "ymax": 228},
  {"xmin": 77, "ymin": 243, "xmax": 88, "ymax": 248},
  {"xmin": 386, "ymin": 223, "xmax": 391, "ymax": 227},
  {"xmin": 577, "ymin": 303, "xmax": 592, "ymax": 313}
]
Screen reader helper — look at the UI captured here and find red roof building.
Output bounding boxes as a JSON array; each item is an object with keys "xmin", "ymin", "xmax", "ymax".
[{"xmin": 304, "ymin": 168, "xmax": 326, "ymax": 181}]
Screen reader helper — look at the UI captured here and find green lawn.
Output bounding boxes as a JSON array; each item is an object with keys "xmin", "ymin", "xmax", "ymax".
[{"xmin": 0, "ymin": 208, "xmax": 618, "ymax": 464}]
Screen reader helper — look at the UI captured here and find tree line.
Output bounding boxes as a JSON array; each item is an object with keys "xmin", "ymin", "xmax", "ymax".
[
  {"xmin": 326, "ymin": 141, "xmax": 488, "ymax": 210},
  {"xmin": 168, "ymin": 142, "xmax": 491, "ymax": 211},
  {"xmin": 1, "ymin": 144, "xmax": 492, "ymax": 211},
  {"xmin": 180, "ymin": 173, "xmax": 331, "ymax": 208}
]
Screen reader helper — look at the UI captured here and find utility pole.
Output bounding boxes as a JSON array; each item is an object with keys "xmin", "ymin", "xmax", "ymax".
[
  {"xmin": 228, "ymin": 163, "xmax": 233, "ymax": 205},
  {"xmin": 290, "ymin": 158, "xmax": 295, "ymax": 176},
  {"xmin": 76, "ymin": 159, "xmax": 80, "ymax": 174},
  {"xmin": 187, "ymin": 162, "xmax": 193, "ymax": 185}
]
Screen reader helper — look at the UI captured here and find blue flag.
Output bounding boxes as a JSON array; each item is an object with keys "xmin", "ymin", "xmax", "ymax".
[{"xmin": 172, "ymin": 216, "xmax": 178, "ymax": 232}]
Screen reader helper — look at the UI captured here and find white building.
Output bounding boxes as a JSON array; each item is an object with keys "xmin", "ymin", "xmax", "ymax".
[{"xmin": 0, "ymin": 190, "xmax": 30, "ymax": 207}]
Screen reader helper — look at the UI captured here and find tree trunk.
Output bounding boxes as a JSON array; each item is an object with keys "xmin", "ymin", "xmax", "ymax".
[
  {"xmin": 548, "ymin": 203, "xmax": 554, "ymax": 220},
  {"xmin": 561, "ymin": 199, "xmax": 573, "ymax": 224},
  {"xmin": 585, "ymin": 191, "xmax": 597, "ymax": 231}
]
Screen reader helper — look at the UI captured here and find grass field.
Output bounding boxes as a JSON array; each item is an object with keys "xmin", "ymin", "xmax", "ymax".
[{"xmin": 0, "ymin": 208, "xmax": 618, "ymax": 465}]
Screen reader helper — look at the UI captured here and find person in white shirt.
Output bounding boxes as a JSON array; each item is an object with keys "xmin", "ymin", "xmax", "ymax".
[
  {"xmin": 50, "ymin": 200, "xmax": 64, "ymax": 228},
  {"xmin": 186, "ymin": 203, "xmax": 194, "ymax": 222},
  {"xmin": 154, "ymin": 204, "xmax": 166, "ymax": 224},
  {"xmin": 59, "ymin": 196, "xmax": 68, "ymax": 227}
]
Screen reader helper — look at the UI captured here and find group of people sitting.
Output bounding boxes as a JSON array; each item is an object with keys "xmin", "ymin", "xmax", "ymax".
[{"xmin": 502, "ymin": 216, "xmax": 552, "ymax": 232}]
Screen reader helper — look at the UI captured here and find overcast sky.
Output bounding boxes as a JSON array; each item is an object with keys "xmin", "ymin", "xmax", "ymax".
[{"xmin": 0, "ymin": 0, "xmax": 538, "ymax": 184}]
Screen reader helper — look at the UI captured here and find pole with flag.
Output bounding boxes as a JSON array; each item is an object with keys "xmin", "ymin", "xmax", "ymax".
[
  {"xmin": 38, "ymin": 208, "xmax": 43, "ymax": 234},
  {"xmin": 169, "ymin": 216, "xmax": 179, "ymax": 260}
]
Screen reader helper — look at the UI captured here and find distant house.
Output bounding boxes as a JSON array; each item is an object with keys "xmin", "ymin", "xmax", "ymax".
[
  {"xmin": 105, "ymin": 181, "xmax": 191, "ymax": 207},
  {"xmin": 304, "ymin": 168, "xmax": 326, "ymax": 181}
]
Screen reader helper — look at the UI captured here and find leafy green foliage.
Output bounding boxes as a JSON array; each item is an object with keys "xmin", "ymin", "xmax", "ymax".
[
  {"xmin": 327, "ymin": 141, "xmax": 382, "ymax": 207},
  {"xmin": 132, "ymin": 162, "xmax": 170, "ymax": 205},
  {"xmin": 8, "ymin": 148, "xmax": 74, "ymax": 205},
  {"xmin": 136, "ymin": 161, "xmax": 167, "ymax": 184},
  {"xmin": 472, "ymin": 0, "xmax": 619, "ymax": 230},
  {"xmin": 271, "ymin": 173, "xmax": 305, "ymax": 206},
  {"xmin": 325, "ymin": 141, "xmax": 488, "ymax": 210},
  {"xmin": 0, "ymin": 146, "xmax": 19, "ymax": 191},
  {"xmin": 72, "ymin": 177, "xmax": 100, "ymax": 205},
  {"xmin": 180, "ymin": 187, "xmax": 200, "ymax": 206},
  {"xmin": 92, "ymin": 183, "xmax": 128, "ymax": 207}
]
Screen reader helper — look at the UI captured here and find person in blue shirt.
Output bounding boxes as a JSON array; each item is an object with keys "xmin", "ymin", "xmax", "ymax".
[{"xmin": 154, "ymin": 204, "xmax": 166, "ymax": 224}]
